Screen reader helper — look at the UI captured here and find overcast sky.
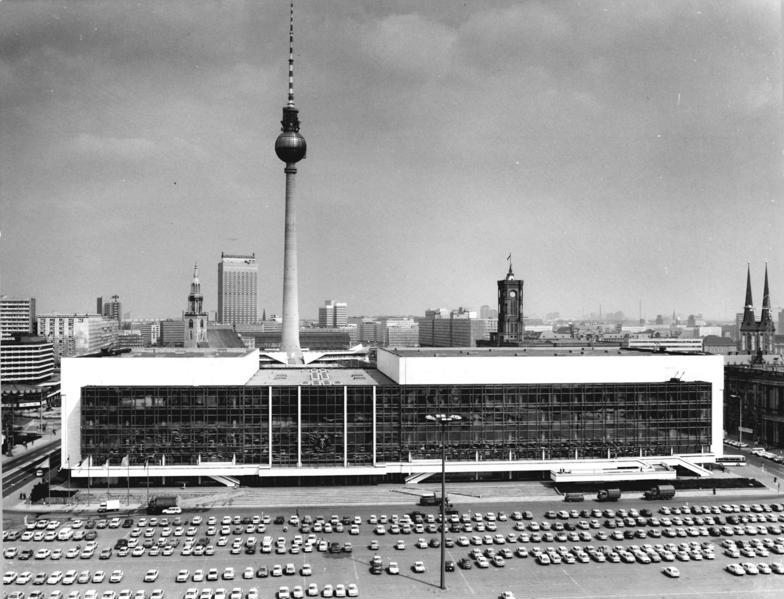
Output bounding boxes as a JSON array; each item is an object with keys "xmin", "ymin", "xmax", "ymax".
[{"xmin": 1, "ymin": 0, "xmax": 781, "ymax": 322}]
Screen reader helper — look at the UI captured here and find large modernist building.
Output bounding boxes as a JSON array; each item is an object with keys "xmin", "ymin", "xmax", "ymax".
[
  {"xmin": 218, "ymin": 253, "xmax": 258, "ymax": 326},
  {"xmin": 61, "ymin": 346, "xmax": 723, "ymax": 485}
]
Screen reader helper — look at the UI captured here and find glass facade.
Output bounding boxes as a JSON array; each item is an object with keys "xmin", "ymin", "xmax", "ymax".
[
  {"xmin": 82, "ymin": 386, "xmax": 268, "ymax": 466},
  {"xmin": 81, "ymin": 380, "xmax": 711, "ymax": 468},
  {"xmin": 378, "ymin": 382, "xmax": 711, "ymax": 462}
]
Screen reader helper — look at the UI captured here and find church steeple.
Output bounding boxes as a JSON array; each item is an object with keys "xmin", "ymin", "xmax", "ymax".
[
  {"xmin": 760, "ymin": 263, "xmax": 772, "ymax": 325},
  {"xmin": 184, "ymin": 262, "xmax": 207, "ymax": 348},
  {"xmin": 742, "ymin": 263, "xmax": 756, "ymax": 328}
]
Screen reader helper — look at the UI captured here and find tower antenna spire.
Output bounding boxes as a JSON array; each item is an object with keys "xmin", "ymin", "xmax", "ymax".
[{"xmin": 288, "ymin": 0, "xmax": 295, "ymax": 107}]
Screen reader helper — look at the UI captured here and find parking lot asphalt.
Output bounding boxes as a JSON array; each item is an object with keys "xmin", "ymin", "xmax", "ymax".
[{"xmin": 6, "ymin": 494, "xmax": 784, "ymax": 599}]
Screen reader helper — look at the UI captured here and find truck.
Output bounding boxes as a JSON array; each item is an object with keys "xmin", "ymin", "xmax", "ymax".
[
  {"xmin": 596, "ymin": 488, "xmax": 621, "ymax": 502},
  {"xmin": 98, "ymin": 499, "xmax": 120, "ymax": 513},
  {"xmin": 643, "ymin": 484, "xmax": 676, "ymax": 501},
  {"xmin": 146, "ymin": 495, "xmax": 178, "ymax": 515}
]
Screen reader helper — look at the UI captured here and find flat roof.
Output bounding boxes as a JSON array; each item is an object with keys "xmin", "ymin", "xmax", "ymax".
[
  {"xmin": 381, "ymin": 347, "xmax": 689, "ymax": 358},
  {"xmin": 88, "ymin": 348, "xmax": 256, "ymax": 359},
  {"xmin": 247, "ymin": 367, "xmax": 395, "ymax": 386}
]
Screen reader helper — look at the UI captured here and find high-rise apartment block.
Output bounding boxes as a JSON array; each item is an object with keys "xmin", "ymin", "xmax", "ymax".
[
  {"xmin": 37, "ymin": 313, "xmax": 118, "ymax": 358},
  {"xmin": 100, "ymin": 295, "xmax": 122, "ymax": 322},
  {"xmin": 218, "ymin": 252, "xmax": 258, "ymax": 326},
  {"xmin": 1, "ymin": 296, "xmax": 36, "ymax": 337},
  {"xmin": 318, "ymin": 300, "xmax": 347, "ymax": 328}
]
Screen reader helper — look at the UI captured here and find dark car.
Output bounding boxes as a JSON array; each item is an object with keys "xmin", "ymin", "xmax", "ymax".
[
  {"xmin": 19, "ymin": 549, "xmax": 33, "ymax": 560},
  {"xmin": 85, "ymin": 520, "xmax": 97, "ymax": 529},
  {"xmin": 444, "ymin": 537, "xmax": 455, "ymax": 548},
  {"xmin": 99, "ymin": 548, "xmax": 113, "ymax": 559},
  {"xmin": 256, "ymin": 566, "xmax": 268, "ymax": 578},
  {"xmin": 457, "ymin": 558, "xmax": 473, "ymax": 570},
  {"xmin": 370, "ymin": 564, "xmax": 383, "ymax": 575},
  {"xmin": 445, "ymin": 560, "xmax": 455, "ymax": 572},
  {"xmin": 428, "ymin": 538, "xmax": 441, "ymax": 548},
  {"xmin": 328, "ymin": 542, "xmax": 342, "ymax": 554},
  {"xmin": 274, "ymin": 516, "xmax": 285, "ymax": 525},
  {"xmin": 122, "ymin": 518, "xmax": 133, "ymax": 528}
]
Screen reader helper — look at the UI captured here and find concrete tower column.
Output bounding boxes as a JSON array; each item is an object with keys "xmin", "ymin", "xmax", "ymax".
[{"xmin": 280, "ymin": 165, "xmax": 302, "ymax": 362}]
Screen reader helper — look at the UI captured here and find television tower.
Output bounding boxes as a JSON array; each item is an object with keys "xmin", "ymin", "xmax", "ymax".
[{"xmin": 275, "ymin": 0, "xmax": 307, "ymax": 364}]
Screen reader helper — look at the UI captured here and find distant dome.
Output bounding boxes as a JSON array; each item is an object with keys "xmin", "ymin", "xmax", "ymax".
[{"xmin": 275, "ymin": 131, "xmax": 307, "ymax": 163}]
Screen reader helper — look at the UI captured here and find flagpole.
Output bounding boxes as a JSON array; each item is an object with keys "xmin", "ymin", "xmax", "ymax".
[
  {"xmin": 126, "ymin": 457, "xmax": 130, "ymax": 507},
  {"xmin": 105, "ymin": 459, "xmax": 110, "ymax": 500},
  {"xmin": 87, "ymin": 457, "xmax": 91, "ymax": 507},
  {"xmin": 66, "ymin": 456, "xmax": 71, "ymax": 506}
]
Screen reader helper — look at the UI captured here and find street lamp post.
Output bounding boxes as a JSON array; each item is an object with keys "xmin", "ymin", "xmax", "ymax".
[
  {"xmin": 425, "ymin": 413, "xmax": 462, "ymax": 591},
  {"xmin": 730, "ymin": 394, "xmax": 744, "ymax": 446}
]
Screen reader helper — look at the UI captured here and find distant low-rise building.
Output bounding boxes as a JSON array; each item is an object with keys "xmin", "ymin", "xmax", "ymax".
[
  {"xmin": 703, "ymin": 336, "xmax": 737, "ymax": 355},
  {"xmin": 160, "ymin": 319, "xmax": 185, "ymax": 347},
  {"xmin": 37, "ymin": 313, "xmax": 118, "ymax": 359},
  {"xmin": 418, "ymin": 308, "xmax": 494, "ymax": 347},
  {"xmin": 117, "ymin": 330, "xmax": 143, "ymax": 349}
]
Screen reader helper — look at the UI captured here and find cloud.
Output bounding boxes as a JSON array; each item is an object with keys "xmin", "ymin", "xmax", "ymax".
[
  {"xmin": 71, "ymin": 133, "xmax": 160, "ymax": 161},
  {"xmin": 360, "ymin": 13, "xmax": 457, "ymax": 78}
]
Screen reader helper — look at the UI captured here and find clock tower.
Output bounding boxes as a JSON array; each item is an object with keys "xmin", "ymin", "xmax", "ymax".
[{"xmin": 497, "ymin": 259, "xmax": 524, "ymax": 345}]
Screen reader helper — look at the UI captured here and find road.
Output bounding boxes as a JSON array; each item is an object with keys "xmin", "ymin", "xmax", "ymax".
[{"xmin": 2, "ymin": 439, "xmax": 60, "ymax": 498}]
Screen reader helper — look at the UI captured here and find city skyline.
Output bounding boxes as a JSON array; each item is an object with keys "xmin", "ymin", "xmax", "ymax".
[{"xmin": 1, "ymin": 1, "xmax": 781, "ymax": 321}]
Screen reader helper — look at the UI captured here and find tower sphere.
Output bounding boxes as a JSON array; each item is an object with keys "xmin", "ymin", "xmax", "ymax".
[{"xmin": 275, "ymin": 130, "xmax": 307, "ymax": 163}]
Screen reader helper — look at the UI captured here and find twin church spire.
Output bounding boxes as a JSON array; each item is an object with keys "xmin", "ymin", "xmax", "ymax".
[{"xmin": 740, "ymin": 263, "xmax": 775, "ymax": 354}]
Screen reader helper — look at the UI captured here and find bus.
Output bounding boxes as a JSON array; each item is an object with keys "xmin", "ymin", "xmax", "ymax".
[{"xmin": 716, "ymin": 455, "xmax": 746, "ymax": 467}]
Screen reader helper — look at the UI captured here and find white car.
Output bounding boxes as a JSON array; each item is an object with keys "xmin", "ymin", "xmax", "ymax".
[
  {"xmin": 143, "ymin": 569, "xmax": 159, "ymax": 582},
  {"xmin": 412, "ymin": 561, "xmax": 426, "ymax": 573},
  {"xmin": 162, "ymin": 507, "xmax": 181, "ymax": 515},
  {"xmin": 176, "ymin": 570, "xmax": 189, "ymax": 583},
  {"xmin": 346, "ymin": 584, "xmax": 358, "ymax": 597}
]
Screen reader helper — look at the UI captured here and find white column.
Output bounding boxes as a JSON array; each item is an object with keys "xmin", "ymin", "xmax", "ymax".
[
  {"xmin": 343, "ymin": 387, "xmax": 348, "ymax": 468},
  {"xmin": 268, "ymin": 387, "xmax": 273, "ymax": 468},
  {"xmin": 297, "ymin": 385, "xmax": 302, "ymax": 467},
  {"xmin": 372, "ymin": 387, "xmax": 377, "ymax": 467}
]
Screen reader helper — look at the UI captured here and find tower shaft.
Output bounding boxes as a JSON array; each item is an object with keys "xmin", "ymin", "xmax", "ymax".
[{"xmin": 280, "ymin": 166, "xmax": 302, "ymax": 362}]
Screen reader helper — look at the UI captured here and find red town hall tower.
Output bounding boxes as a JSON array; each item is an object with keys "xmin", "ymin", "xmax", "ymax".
[
  {"xmin": 740, "ymin": 264, "xmax": 775, "ymax": 354},
  {"xmin": 495, "ymin": 258, "xmax": 525, "ymax": 345}
]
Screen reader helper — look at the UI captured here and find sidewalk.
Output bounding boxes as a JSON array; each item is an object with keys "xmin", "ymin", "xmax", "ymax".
[{"xmin": 5, "ymin": 474, "xmax": 781, "ymax": 515}]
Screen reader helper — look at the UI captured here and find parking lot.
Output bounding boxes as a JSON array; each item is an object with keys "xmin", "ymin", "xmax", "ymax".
[{"xmin": 5, "ymin": 497, "xmax": 784, "ymax": 599}]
